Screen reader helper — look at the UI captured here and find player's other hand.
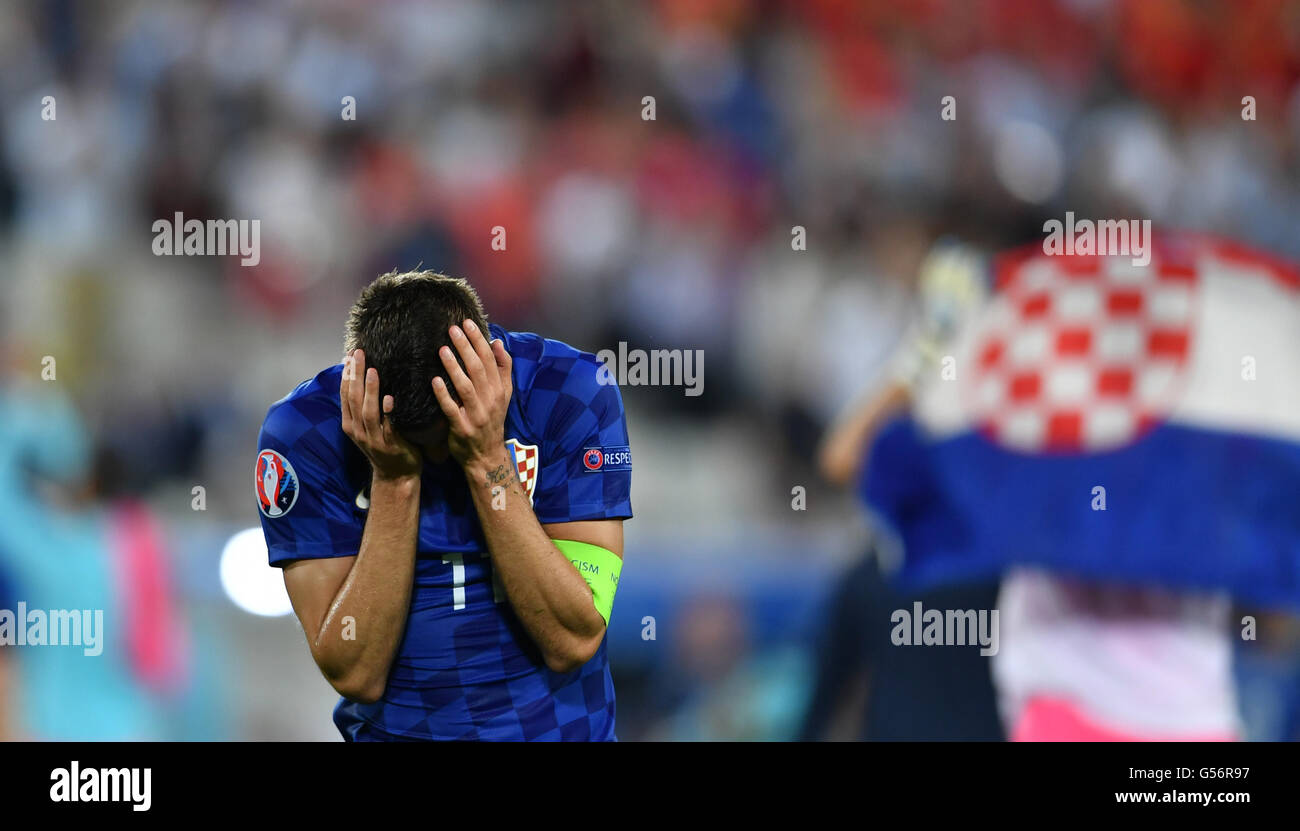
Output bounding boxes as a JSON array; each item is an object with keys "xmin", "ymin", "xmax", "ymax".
[
  {"xmin": 432, "ymin": 320, "xmax": 513, "ymax": 471},
  {"xmin": 340, "ymin": 349, "xmax": 421, "ymax": 482}
]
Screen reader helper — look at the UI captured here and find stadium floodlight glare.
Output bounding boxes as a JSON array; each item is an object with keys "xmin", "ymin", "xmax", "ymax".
[{"xmin": 219, "ymin": 527, "xmax": 293, "ymax": 617}]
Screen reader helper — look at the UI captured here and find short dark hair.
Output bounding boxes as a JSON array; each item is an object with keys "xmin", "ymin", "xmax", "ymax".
[{"xmin": 344, "ymin": 270, "xmax": 490, "ymax": 435}]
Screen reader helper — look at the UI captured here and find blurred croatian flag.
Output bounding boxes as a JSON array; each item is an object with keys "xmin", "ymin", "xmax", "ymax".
[{"xmin": 864, "ymin": 234, "xmax": 1300, "ymax": 608}]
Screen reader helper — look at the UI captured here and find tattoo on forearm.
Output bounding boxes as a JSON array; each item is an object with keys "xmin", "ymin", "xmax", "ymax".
[{"xmin": 485, "ymin": 464, "xmax": 512, "ymax": 488}]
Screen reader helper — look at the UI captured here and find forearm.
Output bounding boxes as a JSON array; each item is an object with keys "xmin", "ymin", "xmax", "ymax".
[
  {"xmin": 311, "ymin": 474, "xmax": 420, "ymax": 700},
  {"xmin": 818, "ymin": 380, "xmax": 910, "ymax": 486},
  {"xmin": 465, "ymin": 449, "xmax": 605, "ymax": 672}
]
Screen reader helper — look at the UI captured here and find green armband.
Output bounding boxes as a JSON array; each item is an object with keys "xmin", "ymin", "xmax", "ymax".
[{"xmin": 552, "ymin": 539, "xmax": 622, "ymax": 625}]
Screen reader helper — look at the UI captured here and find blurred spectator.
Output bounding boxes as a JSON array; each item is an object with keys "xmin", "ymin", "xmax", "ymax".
[
  {"xmin": 643, "ymin": 593, "xmax": 810, "ymax": 741},
  {"xmin": 1233, "ymin": 610, "xmax": 1300, "ymax": 741}
]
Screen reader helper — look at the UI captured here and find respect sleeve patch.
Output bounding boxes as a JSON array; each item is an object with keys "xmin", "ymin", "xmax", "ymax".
[{"xmin": 581, "ymin": 446, "xmax": 631, "ymax": 472}]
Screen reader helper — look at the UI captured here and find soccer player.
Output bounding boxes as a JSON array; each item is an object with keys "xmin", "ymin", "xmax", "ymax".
[{"xmin": 256, "ymin": 271, "xmax": 632, "ymax": 741}]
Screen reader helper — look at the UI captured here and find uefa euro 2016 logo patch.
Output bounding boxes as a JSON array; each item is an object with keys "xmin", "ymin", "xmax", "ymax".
[{"xmin": 256, "ymin": 449, "xmax": 299, "ymax": 518}]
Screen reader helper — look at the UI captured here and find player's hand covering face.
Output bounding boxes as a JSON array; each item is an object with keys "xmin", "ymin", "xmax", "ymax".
[
  {"xmin": 432, "ymin": 319, "xmax": 513, "ymax": 469},
  {"xmin": 340, "ymin": 349, "xmax": 422, "ymax": 481}
]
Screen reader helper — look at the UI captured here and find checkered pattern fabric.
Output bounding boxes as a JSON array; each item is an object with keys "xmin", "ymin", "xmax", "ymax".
[
  {"xmin": 506, "ymin": 438, "xmax": 539, "ymax": 503},
  {"xmin": 966, "ymin": 251, "xmax": 1196, "ymax": 453},
  {"xmin": 256, "ymin": 324, "xmax": 631, "ymax": 741}
]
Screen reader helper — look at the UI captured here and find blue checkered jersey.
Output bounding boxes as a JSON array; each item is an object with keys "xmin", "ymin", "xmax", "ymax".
[{"xmin": 255, "ymin": 324, "xmax": 632, "ymax": 740}]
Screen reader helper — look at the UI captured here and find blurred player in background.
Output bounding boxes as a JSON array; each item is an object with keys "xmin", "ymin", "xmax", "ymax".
[
  {"xmin": 257, "ymin": 271, "xmax": 632, "ymax": 741},
  {"xmin": 827, "ymin": 242, "xmax": 1240, "ymax": 741},
  {"xmin": 813, "ymin": 243, "xmax": 1003, "ymax": 741},
  {"xmin": 0, "ymin": 380, "xmax": 187, "ymax": 740}
]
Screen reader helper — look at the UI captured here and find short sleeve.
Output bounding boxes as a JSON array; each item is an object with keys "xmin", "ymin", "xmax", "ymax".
[
  {"xmin": 858, "ymin": 415, "xmax": 926, "ymax": 521},
  {"xmin": 526, "ymin": 356, "xmax": 633, "ymax": 525},
  {"xmin": 256, "ymin": 393, "xmax": 363, "ymax": 567}
]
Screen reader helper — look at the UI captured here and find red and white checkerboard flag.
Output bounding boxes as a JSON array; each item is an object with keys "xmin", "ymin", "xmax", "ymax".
[{"xmin": 864, "ymin": 233, "xmax": 1300, "ymax": 607}]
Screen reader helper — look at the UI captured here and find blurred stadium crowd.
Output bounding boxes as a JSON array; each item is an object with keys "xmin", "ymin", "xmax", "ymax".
[{"xmin": 2, "ymin": 0, "xmax": 1300, "ymax": 740}]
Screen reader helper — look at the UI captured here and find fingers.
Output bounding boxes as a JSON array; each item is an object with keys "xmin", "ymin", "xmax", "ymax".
[
  {"xmin": 340, "ymin": 350, "xmax": 390, "ymax": 448},
  {"xmin": 439, "ymin": 342, "xmax": 480, "ymax": 416},
  {"xmin": 342, "ymin": 349, "xmax": 367, "ymax": 437},
  {"xmin": 349, "ymin": 350, "xmax": 367, "ymax": 427},
  {"xmin": 379, "ymin": 394, "xmax": 401, "ymax": 446},
  {"xmin": 491, "ymin": 337, "xmax": 512, "ymax": 386},
  {"xmin": 448, "ymin": 322, "xmax": 491, "ymax": 400},
  {"xmin": 340, "ymin": 354, "xmax": 354, "ymax": 434},
  {"xmin": 431, "ymin": 375, "xmax": 465, "ymax": 431},
  {"xmin": 361, "ymin": 366, "xmax": 381, "ymax": 435},
  {"xmin": 460, "ymin": 320, "xmax": 496, "ymax": 383}
]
